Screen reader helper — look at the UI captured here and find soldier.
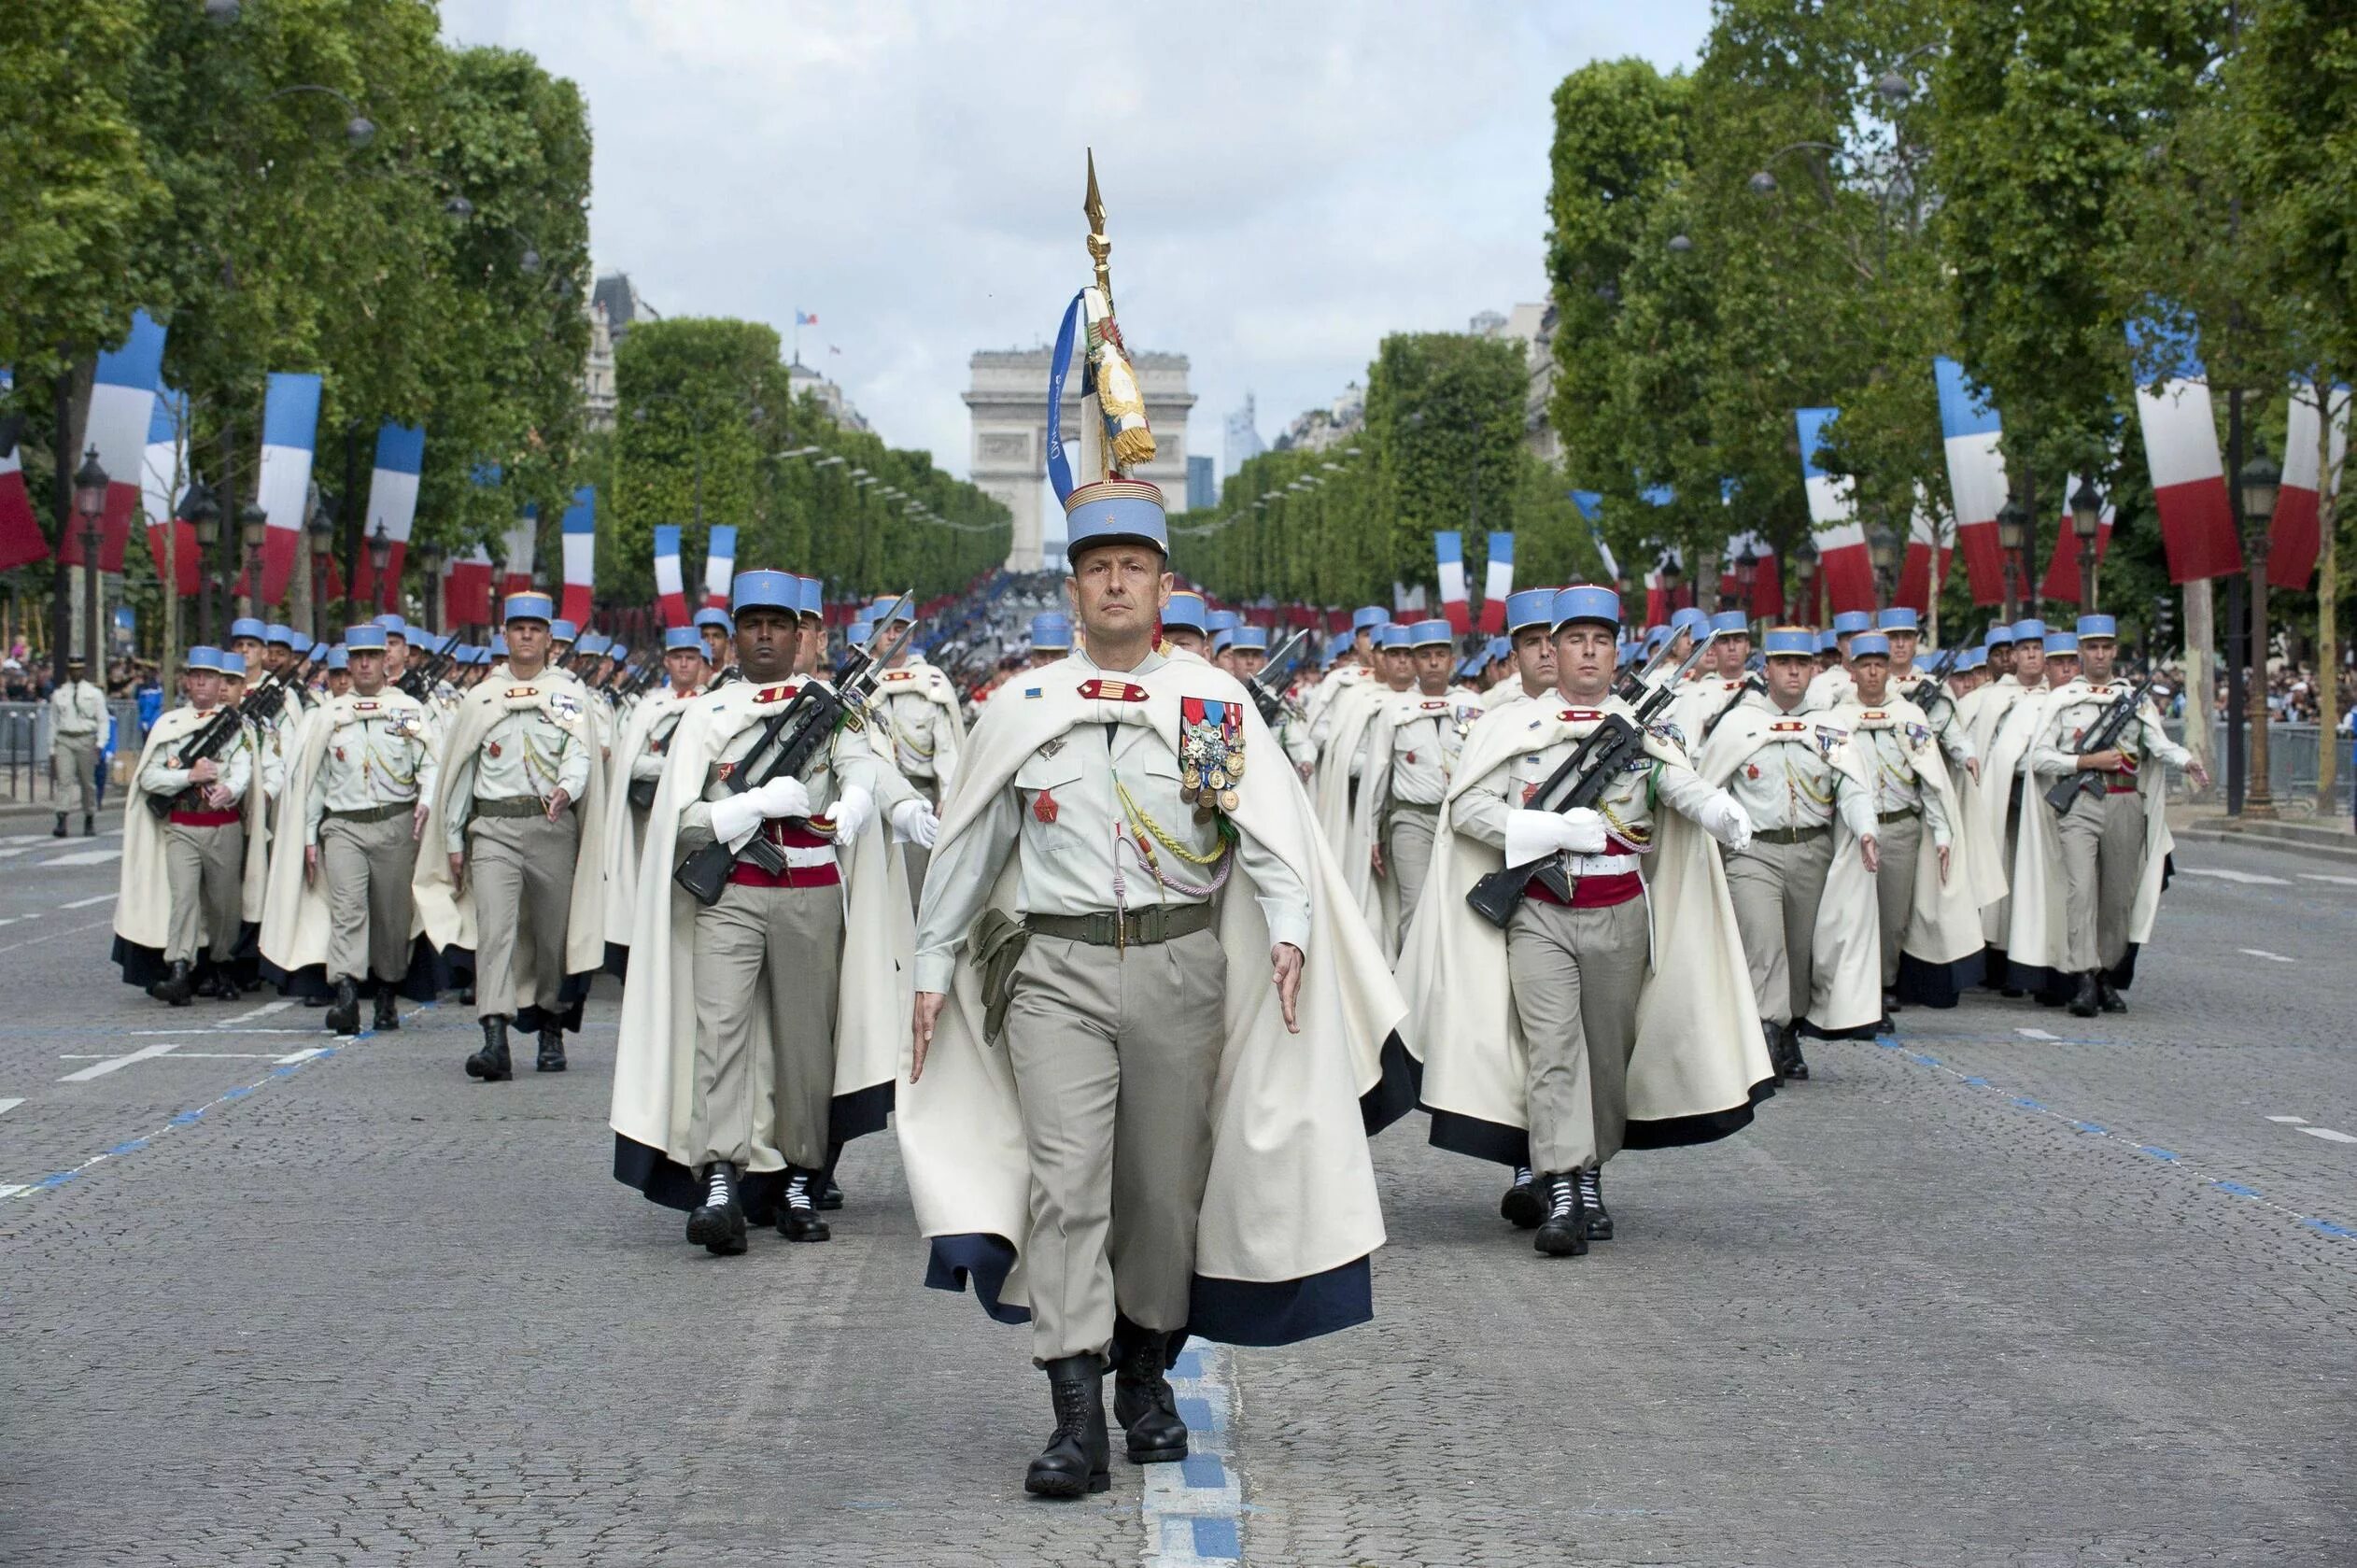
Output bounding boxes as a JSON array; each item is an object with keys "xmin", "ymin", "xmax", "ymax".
[
  {"xmin": 1161, "ymin": 589, "xmax": 1209, "ymax": 657},
  {"xmin": 695, "ymin": 607, "xmax": 737, "ymax": 682},
  {"xmin": 1674, "ymin": 611, "xmax": 1759, "ymax": 739},
  {"xmin": 323, "ymin": 645, "xmax": 352, "ymax": 699},
  {"xmin": 1710, "ymin": 609, "xmax": 1754, "ymax": 677},
  {"xmin": 1027, "ymin": 612, "xmax": 1072, "ymax": 670},
  {"xmin": 1398, "ymin": 586, "xmax": 1760, "ymax": 1254},
  {"xmin": 903, "ymin": 474, "xmax": 1396, "ymax": 1499},
  {"xmin": 1481, "ymin": 588, "xmax": 1560, "ymax": 712},
  {"xmin": 610, "ymin": 570, "xmax": 924, "ymax": 1256},
  {"xmin": 1305, "ymin": 606, "xmax": 1387, "ymax": 736},
  {"xmin": 260, "ymin": 625, "xmax": 439, "ymax": 1034},
  {"xmin": 414, "ymin": 592, "xmax": 612, "ymax": 1081},
  {"xmin": 1204, "ymin": 609, "xmax": 1240, "ymax": 674},
  {"xmin": 1977, "ymin": 620, "xmax": 2054, "ymax": 986},
  {"xmin": 795, "ymin": 577, "xmax": 829, "ymax": 677},
  {"xmin": 49, "ymin": 651, "xmax": 107, "ymax": 838},
  {"xmin": 1805, "ymin": 609, "xmax": 1874, "ymax": 710},
  {"xmin": 1694, "ymin": 628, "xmax": 1884, "ymax": 1082},
  {"xmin": 869, "ymin": 595, "xmax": 966, "ymax": 898},
  {"xmin": 374, "ymin": 615, "xmax": 411, "ymax": 685},
  {"xmin": 115, "ymin": 647, "xmax": 259, "ymax": 1005},
  {"xmin": 1355, "ymin": 618, "xmax": 1484, "ymax": 952}
]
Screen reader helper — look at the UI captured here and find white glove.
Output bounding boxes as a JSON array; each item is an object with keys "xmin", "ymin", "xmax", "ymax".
[
  {"xmin": 752, "ymin": 776, "xmax": 812, "ymax": 821},
  {"xmin": 706, "ymin": 791, "xmax": 766, "ymax": 848},
  {"xmin": 1503, "ymin": 806, "xmax": 1608, "ymax": 865},
  {"xmin": 891, "ymin": 797, "xmax": 940, "ymax": 848},
  {"xmin": 1696, "ymin": 789, "xmax": 1753, "ymax": 851},
  {"xmin": 827, "ymin": 784, "xmax": 874, "ymax": 843}
]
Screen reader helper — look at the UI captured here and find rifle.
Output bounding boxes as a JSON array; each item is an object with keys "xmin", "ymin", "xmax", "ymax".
[
  {"xmin": 2043, "ymin": 676, "xmax": 2152, "ymax": 815},
  {"xmin": 398, "ymin": 633, "xmax": 463, "ymax": 701},
  {"xmin": 144, "ymin": 650, "xmax": 317, "ymax": 818},
  {"xmin": 1903, "ymin": 647, "xmax": 1961, "ymax": 724},
  {"xmin": 672, "ymin": 594, "xmax": 915, "ymax": 907},
  {"xmin": 1243, "ymin": 629, "xmax": 1312, "ymax": 727},
  {"xmin": 1700, "ymin": 673, "xmax": 1764, "ymax": 744},
  {"xmin": 1464, "ymin": 633, "xmax": 1718, "ymax": 928}
]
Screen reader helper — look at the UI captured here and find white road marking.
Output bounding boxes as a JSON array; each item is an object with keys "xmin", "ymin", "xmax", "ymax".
[
  {"xmin": 2299, "ymin": 1127, "xmax": 2357, "ymax": 1145},
  {"xmin": 60, "ymin": 1052, "xmax": 282, "ymax": 1062},
  {"xmin": 0, "ymin": 914, "xmax": 30, "ymax": 927},
  {"xmin": 219, "ymin": 999, "xmax": 294, "ymax": 1027},
  {"xmin": 2177, "ymin": 866, "xmax": 2293, "ymax": 885},
  {"xmin": 0, "ymin": 1185, "xmax": 26, "ymax": 1199},
  {"xmin": 0, "ymin": 917, "xmax": 110, "ymax": 955},
  {"xmin": 0, "ymin": 834, "xmax": 51, "ymax": 846},
  {"xmin": 0, "ymin": 1098, "xmax": 23, "ymax": 1116},
  {"xmin": 2298, "ymin": 872, "xmax": 2357, "ymax": 886},
  {"xmin": 273, "ymin": 1047, "xmax": 332, "ymax": 1065},
  {"xmin": 2269, "ymin": 1115, "xmax": 2310, "ymax": 1123},
  {"xmin": 35, "ymin": 848, "xmax": 120, "ymax": 868},
  {"xmin": 2239, "ymin": 948, "xmax": 2297, "ymax": 963},
  {"xmin": 58, "ymin": 893, "xmax": 114, "ymax": 910},
  {"xmin": 2016, "ymin": 1027, "xmax": 2061, "ymax": 1040},
  {"xmin": 127, "ymin": 1025, "xmax": 314, "ymax": 1037},
  {"xmin": 0, "ymin": 846, "xmax": 49, "ymax": 861},
  {"xmin": 58, "ymin": 1042, "xmax": 181, "ymax": 1082}
]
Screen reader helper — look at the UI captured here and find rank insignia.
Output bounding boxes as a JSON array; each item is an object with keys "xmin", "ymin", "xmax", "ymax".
[
  {"xmin": 1905, "ymin": 722, "xmax": 1932, "ymax": 748},
  {"xmin": 754, "ymin": 683, "xmax": 801, "ymax": 705},
  {"xmin": 1033, "ymin": 787, "xmax": 1060, "ymax": 824},
  {"xmin": 353, "ymin": 700, "xmax": 379, "ymax": 713},
  {"xmin": 1179, "ymin": 696, "xmax": 1245, "ymax": 813},
  {"xmin": 1522, "ymin": 782, "xmax": 1542, "ymax": 804},
  {"xmin": 1079, "ymin": 678, "xmax": 1150, "ymax": 703}
]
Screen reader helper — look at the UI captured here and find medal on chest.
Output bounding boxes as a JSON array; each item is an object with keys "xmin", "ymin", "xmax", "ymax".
[{"xmin": 1178, "ymin": 696, "xmax": 1245, "ymax": 814}]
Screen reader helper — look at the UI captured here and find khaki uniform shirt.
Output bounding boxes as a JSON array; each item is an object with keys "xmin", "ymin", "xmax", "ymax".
[
  {"xmin": 49, "ymin": 679, "xmax": 107, "ymax": 740},
  {"xmin": 138, "ymin": 706, "xmax": 254, "ymax": 805},
  {"xmin": 1380, "ymin": 688, "xmax": 1485, "ymax": 807},
  {"xmin": 875, "ymin": 660, "xmax": 961, "ymax": 784},
  {"xmin": 441, "ymin": 681, "xmax": 595, "ymax": 853},
  {"xmin": 676, "ymin": 677, "xmax": 910, "ymax": 851},
  {"xmin": 303, "ymin": 689, "xmax": 439, "ymax": 845},
  {"xmin": 1454, "ymin": 695, "xmax": 1722, "ymax": 860},
  {"xmin": 1721, "ymin": 692, "xmax": 1879, "ymax": 838},
  {"xmin": 2028, "ymin": 681, "xmax": 2190, "ymax": 781},
  {"xmin": 1848, "ymin": 708, "xmax": 1951, "ymax": 846}
]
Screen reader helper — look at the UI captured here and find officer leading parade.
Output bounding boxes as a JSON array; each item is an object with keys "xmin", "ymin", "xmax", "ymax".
[{"xmin": 17, "ymin": 7, "xmax": 2357, "ymax": 1561}]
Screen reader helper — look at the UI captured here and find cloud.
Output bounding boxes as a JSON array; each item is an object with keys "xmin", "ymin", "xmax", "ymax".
[{"xmin": 442, "ymin": 0, "xmax": 1711, "ymax": 538}]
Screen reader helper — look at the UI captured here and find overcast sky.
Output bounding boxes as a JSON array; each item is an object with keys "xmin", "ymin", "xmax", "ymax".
[{"xmin": 444, "ymin": 1, "xmax": 1712, "ymax": 541}]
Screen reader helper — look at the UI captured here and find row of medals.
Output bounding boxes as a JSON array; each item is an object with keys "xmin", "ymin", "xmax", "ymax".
[{"xmin": 1180, "ymin": 728, "xmax": 1243, "ymax": 817}]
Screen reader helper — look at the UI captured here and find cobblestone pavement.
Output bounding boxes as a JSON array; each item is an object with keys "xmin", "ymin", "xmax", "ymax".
[{"xmin": 4, "ymin": 831, "xmax": 2351, "ymax": 1566}]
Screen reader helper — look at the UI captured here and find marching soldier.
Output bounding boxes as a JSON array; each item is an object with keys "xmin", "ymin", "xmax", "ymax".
[
  {"xmin": 1481, "ymin": 588, "xmax": 1560, "ymax": 711},
  {"xmin": 374, "ymin": 616, "xmax": 411, "ymax": 685},
  {"xmin": 1398, "ymin": 586, "xmax": 1761, "ymax": 1255},
  {"xmin": 1694, "ymin": 628, "xmax": 1884, "ymax": 1081},
  {"xmin": 1804, "ymin": 609, "xmax": 1873, "ymax": 710},
  {"xmin": 49, "ymin": 651, "xmax": 107, "ymax": 837},
  {"xmin": 1305, "ymin": 606, "xmax": 1387, "ymax": 736},
  {"xmin": 695, "ymin": 607, "xmax": 738, "ymax": 682},
  {"xmin": 258, "ymin": 625, "xmax": 439, "ymax": 1034},
  {"xmin": 869, "ymin": 595, "xmax": 966, "ymax": 899},
  {"xmin": 1205, "ymin": 609, "xmax": 1239, "ymax": 674},
  {"xmin": 1977, "ymin": 620, "xmax": 2054, "ymax": 986},
  {"xmin": 1027, "ymin": 611, "xmax": 1073, "ymax": 669},
  {"xmin": 2022, "ymin": 615, "xmax": 2206, "ymax": 1015},
  {"xmin": 114, "ymin": 647, "xmax": 261, "ymax": 1005},
  {"xmin": 1354, "ymin": 617, "xmax": 1484, "ymax": 952},
  {"xmin": 1161, "ymin": 588, "xmax": 1209, "ymax": 657},
  {"xmin": 413, "ymin": 592, "xmax": 613, "ymax": 1081},
  {"xmin": 323, "ymin": 645, "xmax": 352, "ymax": 700}
]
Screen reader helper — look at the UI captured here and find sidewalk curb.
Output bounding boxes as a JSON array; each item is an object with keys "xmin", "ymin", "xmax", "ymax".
[{"xmin": 2174, "ymin": 820, "xmax": 2357, "ymax": 865}]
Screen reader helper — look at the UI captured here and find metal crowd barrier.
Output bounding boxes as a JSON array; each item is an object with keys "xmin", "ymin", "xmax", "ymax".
[
  {"xmin": 2163, "ymin": 717, "xmax": 2357, "ymax": 815},
  {"xmin": 0, "ymin": 699, "xmax": 149, "ymax": 803}
]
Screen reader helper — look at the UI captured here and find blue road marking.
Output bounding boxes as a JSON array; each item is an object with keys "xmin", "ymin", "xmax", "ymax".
[
  {"xmin": 1181, "ymin": 1454, "xmax": 1225, "ymax": 1490},
  {"xmin": 1190, "ymin": 1518, "xmax": 1241, "ymax": 1560},
  {"xmin": 1170, "ymin": 1349, "xmax": 1204, "ymax": 1378},
  {"xmin": 1176, "ymin": 1395, "xmax": 1221, "ymax": 1434},
  {"xmin": 105, "ymin": 1138, "xmax": 148, "ymax": 1156},
  {"xmin": 2137, "ymin": 1146, "xmax": 2180, "ymax": 1162},
  {"xmin": 2212, "ymin": 1180, "xmax": 2262, "ymax": 1198},
  {"xmin": 2301, "ymin": 1218, "xmax": 2357, "ymax": 1238}
]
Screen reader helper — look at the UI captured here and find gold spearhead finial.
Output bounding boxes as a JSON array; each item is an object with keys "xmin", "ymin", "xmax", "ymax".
[{"xmin": 1084, "ymin": 148, "xmax": 1113, "ymax": 311}]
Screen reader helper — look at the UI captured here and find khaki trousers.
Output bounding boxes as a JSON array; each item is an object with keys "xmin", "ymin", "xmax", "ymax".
[
  {"xmin": 1385, "ymin": 809, "xmax": 1440, "ymax": 936},
  {"xmin": 1504, "ymin": 896, "xmax": 1649, "ymax": 1174},
  {"xmin": 1874, "ymin": 813, "xmax": 1923, "ymax": 987},
  {"xmin": 1003, "ymin": 927, "xmax": 1224, "ymax": 1365},
  {"xmin": 465, "ymin": 810, "xmax": 579, "ymax": 1019},
  {"xmin": 902, "ymin": 778, "xmax": 939, "ymax": 914},
  {"xmin": 164, "ymin": 821, "xmax": 245, "ymax": 964},
  {"xmin": 53, "ymin": 735, "xmax": 100, "ymax": 814},
  {"xmin": 1725, "ymin": 833, "xmax": 1834, "ymax": 1027},
  {"xmin": 2056, "ymin": 790, "xmax": 2144, "ymax": 973},
  {"xmin": 686, "ymin": 880, "xmax": 843, "ymax": 1171},
  {"xmin": 321, "ymin": 812, "xmax": 419, "ymax": 984}
]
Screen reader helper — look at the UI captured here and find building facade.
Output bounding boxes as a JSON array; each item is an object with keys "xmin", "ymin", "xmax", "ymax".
[{"xmin": 965, "ymin": 347, "xmax": 1194, "ymax": 570}]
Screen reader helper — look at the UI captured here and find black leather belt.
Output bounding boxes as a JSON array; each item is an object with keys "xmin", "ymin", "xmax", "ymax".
[
  {"xmin": 1024, "ymin": 903, "xmax": 1217, "ymax": 947},
  {"xmin": 472, "ymin": 796, "xmax": 557, "ymax": 820},
  {"xmin": 328, "ymin": 801, "xmax": 412, "ymax": 825}
]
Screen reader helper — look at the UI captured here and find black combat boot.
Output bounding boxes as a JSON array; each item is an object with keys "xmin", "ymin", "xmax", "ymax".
[
  {"xmin": 685, "ymin": 1161, "xmax": 748, "ymax": 1256},
  {"xmin": 1579, "ymin": 1166, "xmax": 1613, "ymax": 1241},
  {"xmin": 1782, "ymin": 1023, "xmax": 1810, "ymax": 1081},
  {"xmin": 1762, "ymin": 1021, "xmax": 1790, "ymax": 1084},
  {"xmin": 148, "ymin": 960, "xmax": 195, "ymax": 1007},
  {"xmin": 372, "ymin": 987, "xmax": 401, "ymax": 1031},
  {"xmin": 202, "ymin": 967, "xmax": 242, "ymax": 1001},
  {"xmin": 535, "ymin": 1024, "xmax": 566, "ymax": 1072},
  {"xmin": 1111, "ymin": 1323, "xmax": 1189, "ymax": 1464},
  {"xmin": 1499, "ymin": 1164, "xmax": 1543, "ymax": 1229},
  {"xmin": 818, "ymin": 1139, "xmax": 845, "ymax": 1210},
  {"xmin": 52, "ymin": 812, "xmax": 67, "ymax": 839},
  {"xmin": 82, "ymin": 812, "xmax": 95, "ymax": 837},
  {"xmin": 324, "ymin": 978, "xmax": 361, "ymax": 1037},
  {"xmin": 776, "ymin": 1166, "xmax": 830, "ymax": 1242},
  {"xmin": 465, "ymin": 1015, "xmax": 514, "ymax": 1081},
  {"xmin": 2098, "ymin": 979, "xmax": 2126, "ymax": 1013},
  {"xmin": 1024, "ymin": 1354, "xmax": 1110, "ymax": 1498},
  {"xmin": 2067, "ymin": 971, "xmax": 2100, "ymax": 1019},
  {"xmin": 1533, "ymin": 1172, "xmax": 1588, "ymax": 1258}
]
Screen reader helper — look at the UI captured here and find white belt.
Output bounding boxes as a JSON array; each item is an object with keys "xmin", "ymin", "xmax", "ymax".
[
  {"xmin": 776, "ymin": 842, "xmax": 838, "ymax": 869},
  {"xmin": 1565, "ymin": 852, "xmax": 1640, "ymax": 877}
]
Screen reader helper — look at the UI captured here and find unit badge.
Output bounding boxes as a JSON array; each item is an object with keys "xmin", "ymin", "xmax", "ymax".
[{"xmin": 1179, "ymin": 696, "xmax": 1245, "ymax": 814}]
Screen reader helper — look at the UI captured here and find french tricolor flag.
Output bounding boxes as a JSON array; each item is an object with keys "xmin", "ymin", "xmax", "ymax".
[
  {"xmin": 1717, "ymin": 530, "xmax": 1782, "ymax": 623},
  {"xmin": 255, "ymin": 372, "xmax": 322, "ymax": 604},
  {"xmin": 559, "ymin": 485, "xmax": 596, "ymax": 626},
  {"xmin": 1933, "ymin": 356, "xmax": 2009, "ymax": 607},
  {"xmin": 141, "ymin": 385, "xmax": 200, "ymax": 596},
  {"xmin": 1795, "ymin": 407, "xmax": 1874, "ymax": 615},
  {"xmin": 502, "ymin": 505, "xmax": 538, "ymax": 597},
  {"xmin": 355, "ymin": 422, "xmax": 424, "ymax": 608},
  {"xmin": 1434, "ymin": 530, "xmax": 1469, "ymax": 633},
  {"xmin": 1897, "ymin": 486, "xmax": 1955, "ymax": 614},
  {"xmin": 2127, "ymin": 316, "xmax": 2244, "ymax": 583},
  {"xmin": 0, "ymin": 416, "xmax": 46, "ymax": 573},
  {"xmin": 1478, "ymin": 531, "xmax": 1514, "ymax": 633},
  {"xmin": 702, "ymin": 524, "xmax": 736, "ymax": 610},
  {"xmin": 64, "ymin": 309, "xmax": 167, "ymax": 576},
  {"xmin": 2038, "ymin": 475, "xmax": 2114, "ymax": 605},
  {"xmin": 1572, "ymin": 490, "xmax": 1616, "ymax": 583},
  {"xmin": 2269, "ymin": 377, "xmax": 2349, "ymax": 591},
  {"xmin": 445, "ymin": 545, "xmax": 494, "ymax": 628},
  {"xmin": 654, "ymin": 524, "xmax": 688, "ymax": 626}
]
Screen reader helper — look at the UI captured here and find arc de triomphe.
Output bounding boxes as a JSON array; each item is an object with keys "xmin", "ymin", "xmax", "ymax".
[{"xmin": 966, "ymin": 347, "xmax": 1195, "ymax": 571}]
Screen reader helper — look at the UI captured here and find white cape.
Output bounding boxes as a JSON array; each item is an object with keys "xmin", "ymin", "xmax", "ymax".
[
  {"xmin": 599, "ymin": 685, "xmax": 699, "ymax": 968},
  {"xmin": 112, "ymin": 704, "xmax": 269, "ymax": 984},
  {"xmin": 1830, "ymin": 697, "xmax": 1987, "ymax": 1003}
]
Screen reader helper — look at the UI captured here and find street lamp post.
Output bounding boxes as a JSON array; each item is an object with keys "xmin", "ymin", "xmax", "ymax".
[
  {"xmin": 237, "ymin": 501, "xmax": 268, "ymax": 621},
  {"xmin": 183, "ymin": 478, "xmax": 221, "ymax": 648},
  {"xmin": 306, "ymin": 506, "xmax": 335, "ymax": 643},
  {"xmin": 1997, "ymin": 500, "xmax": 2028, "ymax": 623},
  {"xmin": 1733, "ymin": 544, "xmax": 1758, "ymax": 626},
  {"xmin": 2069, "ymin": 479, "xmax": 2104, "ymax": 612},
  {"xmin": 1790, "ymin": 535, "xmax": 1818, "ymax": 623},
  {"xmin": 2239, "ymin": 452, "xmax": 2282, "ymax": 819},
  {"xmin": 72, "ymin": 448, "xmax": 108, "ymax": 671},
  {"xmin": 1867, "ymin": 519, "xmax": 1901, "ymax": 610},
  {"xmin": 419, "ymin": 543, "xmax": 445, "ymax": 634},
  {"xmin": 367, "ymin": 521, "xmax": 393, "ymax": 615}
]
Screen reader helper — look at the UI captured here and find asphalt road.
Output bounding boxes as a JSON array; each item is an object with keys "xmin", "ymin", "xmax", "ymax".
[{"xmin": 3, "ymin": 814, "xmax": 2350, "ymax": 1567}]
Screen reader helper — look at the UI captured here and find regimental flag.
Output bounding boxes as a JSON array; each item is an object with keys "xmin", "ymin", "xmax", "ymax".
[
  {"xmin": 1933, "ymin": 356, "xmax": 2010, "ymax": 607},
  {"xmin": 0, "ymin": 414, "xmax": 45, "ymax": 572},
  {"xmin": 502, "ymin": 505, "xmax": 538, "ymax": 597},
  {"xmin": 2038, "ymin": 475, "xmax": 2115, "ymax": 606},
  {"xmin": 1434, "ymin": 530, "xmax": 1469, "ymax": 633},
  {"xmin": 255, "ymin": 371, "xmax": 322, "ymax": 604},
  {"xmin": 445, "ymin": 545, "xmax": 494, "ymax": 628},
  {"xmin": 1479, "ymin": 531, "xmax": 1514, "ymax": 633},
  {"xmin": 141, "ymin": 385, "xmax": 199, "ymax": 596},
  {"xmin": 1898, "ymin": 486, "xmax": 1955, "ymax": 614},
  {"xmin": 796, "ymin": 311, "xmax": 818, "ymax": 326},
  {"xmin": 2126, "ymin": 315, "xmax": 2244, "ymax": 583},
  {"xmin": 559, "ymin": 485, "xmax": 596, "ymax": 626},
  {"xmin": 63, "ymin": 309, "xmax": 167, "ymax": 575},
  {"xmin": 702, "ymin": 524, "xmax": 736, "ymax": 610},
  {"xmin": 654, "ymin": 524, "xmax": 688, "ymax": 626},
  {"xmin": 2270, "ymin": 377, "xmax": 2350, "ymax": 591},
  {"xmin": 1795, "ymin": 407, "xmax": 1874, "ymax": 615},
  {"xmin": 355, "ymin": 422, "xmax": 424, "ymax": 608}
]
